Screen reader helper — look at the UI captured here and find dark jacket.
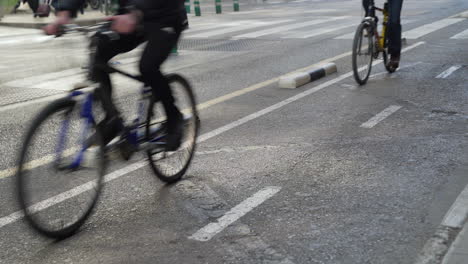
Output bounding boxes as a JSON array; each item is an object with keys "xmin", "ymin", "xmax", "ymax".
[{"xmin": 56, "ymin": 0, "xmax": 187, "ymax": 27}]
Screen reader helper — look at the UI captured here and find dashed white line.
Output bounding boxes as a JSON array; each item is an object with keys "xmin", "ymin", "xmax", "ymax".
[
  {"xmin": 189, "ymin": 186, "xmax": 281, "ymax": 241},
  {"xmin": 436, "ymin": 65, "xmax": 462, "ymax": 79},
  {"xmin": 360, "ymin": 105, "xmax": 402, "ymax": 128}
]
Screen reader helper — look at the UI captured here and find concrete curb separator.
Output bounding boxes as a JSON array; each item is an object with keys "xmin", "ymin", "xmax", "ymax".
[
  {"xmin": 278, "ymin": 62, "xmax": 337, "ymax": 89},
  {"xmin": 415, "ymin": 182, "xmax": 468, "ymax": 264}
]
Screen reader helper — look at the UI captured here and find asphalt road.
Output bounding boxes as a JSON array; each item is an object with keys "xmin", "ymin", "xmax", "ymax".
[{"xmin": 0, "ymin": 0, "xmax": 467, "ymax": 263}]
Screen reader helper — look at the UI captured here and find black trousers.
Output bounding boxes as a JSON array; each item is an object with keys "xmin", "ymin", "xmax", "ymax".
[
  {"xmin": 362, "ymin": 0, "xmax": 403, "ymax": 56},
  {"xmin": 91, "ymin": 25, "xmax": 182, "ymax": 121}
]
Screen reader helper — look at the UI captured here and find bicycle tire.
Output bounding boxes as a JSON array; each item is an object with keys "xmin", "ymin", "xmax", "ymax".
[
  {"xmin": 352, "ymin": 22, "xmax": 374, "ymax": 85},
  {"xmin": 146, "ymin": 74, "xmax": 199, "ymax": 183},
  {"xmin": 17, "ymin": 98, "xmax": 106, "ymax": 239}
]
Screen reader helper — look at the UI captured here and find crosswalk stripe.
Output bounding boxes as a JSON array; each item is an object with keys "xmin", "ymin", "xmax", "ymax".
[
  {"xmin": 284, "ymin": 23, "xmax": 353, "ymax": 39},
  {"xmin": 404, "ymin": 18, "xmax": 464, "ymax": 39},
  {"xmin": 233, "ymin": 16, "xmax": 348, "ymax": 39},
  {"xmin": 450, "ymin": 29, "xmax": 468, "ymax": 39},
  {"xmin": 185, "ymin": 22, "xmax": 245, "ymax": 34},
  {"xmin": 334, "ymin": 19, "xmax": 415, "ymax": 40},
  {"xmin": 186, "ymin": 20, "xmax": 292, "ymax": 38}
]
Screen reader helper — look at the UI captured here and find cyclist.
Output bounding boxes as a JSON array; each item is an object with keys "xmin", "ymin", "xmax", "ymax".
[
  {"xmin": 44, "ymin": 0, "xmax": 188, "ymax": 151},
  {"xmin": 362, "ymin": 0, "xmax": 403, "ymax": 71}
]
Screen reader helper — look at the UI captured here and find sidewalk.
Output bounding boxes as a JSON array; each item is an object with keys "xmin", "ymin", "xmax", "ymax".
[{"xmin": 443, "ymin": 223, "xmax": 468, "ymax": 264}]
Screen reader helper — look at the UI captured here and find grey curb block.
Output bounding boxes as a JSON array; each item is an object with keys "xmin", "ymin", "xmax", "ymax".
[
  {"xmin": 278, "ymin": 62, "xmax": 337, "ymax": 89},
  {"xmin": 414, "ymin": 186, "xmax": 468, "ymax": 264}
]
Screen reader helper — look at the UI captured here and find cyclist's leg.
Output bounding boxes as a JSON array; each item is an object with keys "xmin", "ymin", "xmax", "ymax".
[
  {"xmin": 387, "ymin": 0, "xmax": 403, "ymax": 57},
  {"xmin": 90, "ymin": 32, "xmax": 144, "ymax": 142},
  {"xmin": 139, "ymin": 25, "xmax": 182, "ymax": 149},
  {"xmin": 362, "ymin": 0, "xmax": 370, "ymax": 17}
]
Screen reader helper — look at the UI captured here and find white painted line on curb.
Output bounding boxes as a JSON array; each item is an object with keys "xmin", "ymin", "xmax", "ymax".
[
  {"xmin": 360, "ymin": 105, "xmax": 402, "ymax": 128},
  {"xmin": 436, "ymin": 65, "xmax": 462, "ymax": 79},
  {"xmin": 189, "ymin": 186, "xmax": 281, "ymax": 241},
  {"xmin": 0, "ymin": 41, "xmax": 424, "ymax": 229},
  {"xmin": 442, "ymin": 184, "xmax": 468, "ymax": 228}
]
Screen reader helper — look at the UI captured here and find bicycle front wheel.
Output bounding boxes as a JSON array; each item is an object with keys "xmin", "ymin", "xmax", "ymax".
[
  {"xmin": 352, "ymin": 22, "xmax": 374, "ymax": 85},
  {"xmin": 146, "ymin": 74, "xmax": 199, "ymax": 183},
  {"xmin": 17, "ymin": 98, "xmax": 106, "ymax": 239}
]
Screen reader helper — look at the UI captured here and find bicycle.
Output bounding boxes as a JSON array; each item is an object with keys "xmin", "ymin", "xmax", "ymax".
[
  {"xmin": 16, "ymin": 23, "xmax": 200, "ymax": 239},
  {"xmin": 352, "ymin": 0, "xmax": 395, "ymax": 85}
]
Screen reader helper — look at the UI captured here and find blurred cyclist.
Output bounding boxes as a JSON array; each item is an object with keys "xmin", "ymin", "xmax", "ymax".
[
  {"xmin": 362, "ymin": 0, "xmax": 403, "ymax": 71},
  {"xmin": 44, "ymin": 0, "xmax": 188, "ymax": 151}
]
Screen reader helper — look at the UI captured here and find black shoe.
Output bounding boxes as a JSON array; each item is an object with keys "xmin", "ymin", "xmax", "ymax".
[
  {"xmin": 117, "ymin": 127, "xmax": 137, "ymax": 161},
  {"xmin": 164, "ymin": 111, "xmax": 184, "ymax": 151},
  {"xmin": 387, "ymin": 54, "xmax": 400, "ymax": 72}
]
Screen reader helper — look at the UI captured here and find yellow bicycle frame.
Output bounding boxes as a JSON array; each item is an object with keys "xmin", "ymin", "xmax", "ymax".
[{"xmin": 380, "ymin": 6, "xmax": 389, "ymax": 49}]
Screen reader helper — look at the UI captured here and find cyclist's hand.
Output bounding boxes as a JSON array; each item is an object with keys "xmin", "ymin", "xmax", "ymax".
[
  {"xmin": 44, "ymin": 11, "xmax": 71, "ymax": 36},
  {"xmin": 107, "ymin": 13, "xmax": 139, "ymax": 34}
]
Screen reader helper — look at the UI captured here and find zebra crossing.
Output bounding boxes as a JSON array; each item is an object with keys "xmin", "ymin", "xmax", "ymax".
[
  {"xmin": 0, "ymin": 13, "xmax": 466, "ymax": 48},
  {"xmin": 183, "ymin": 15, "xmax": 468, "ymax": 41}
]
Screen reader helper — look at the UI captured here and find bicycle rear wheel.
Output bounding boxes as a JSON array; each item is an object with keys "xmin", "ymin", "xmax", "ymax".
[
  {"xmin": 146, "ymin": 74, "xmax": 199, "ymax": 183},
  {"xmin": 352, "ymin": 22, "xmax": 374, "ymax": 85},
  {"xmin": 17, "ymin": 98, "xmax": 106, "ymax": 239}
]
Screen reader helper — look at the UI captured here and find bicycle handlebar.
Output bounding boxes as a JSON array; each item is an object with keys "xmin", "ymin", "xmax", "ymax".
[{"xmin": 57, "ymin": 22, "xmax": 120, "ymax": 41}]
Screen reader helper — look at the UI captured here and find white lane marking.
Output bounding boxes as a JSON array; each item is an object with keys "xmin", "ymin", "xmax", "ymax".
[
  {"xmin": 185, "ymin": 22, "xmax": 244, "ymax": 34},
  {"xmin": 303, "ymin": 9, "xmax": 339, "ymax": 13},
  {"xmin": 187, "ymin": 20, "xmax": 292, "ymax": 38},
  {"xmin": 0, "ymin": 35, "xmax": 60, "ymax": 47},
  {"xmin": 189, "ymin": 186, "xmax": 281, "ymax": 241},
  {"xmin": 450, "ymin": 29, "xmax": 468, "ymax": 39},
  {"xmin": 0, "ymin": 27, "xmax": 41, "ymax": 37},
  {"xmin": 4, "ymin": 68, "xmax": 84, "ymax": 88},
  {"xmin": 0, "ymin": 41, "xmax": 424, "ymax": 229},
  {"xmin": 436, "ymin": 65, "xmax": 462, "ymax": 79},
  {"xmin": 360, "ymin": 105, "xmax": 402, "ymax": 128},
  {"xmin": 334, "ymin": 19, "xmax": 414, "ymax": 40},
  {"xmin": 233, "ymin": 17, "xmax": 348, "ymax": 39},
  {"xmin": 442, "ymin": 184, "xmax": 468, "ymax": 228},
  {"xmin": 0, "ymin": 161, "xmax": 147, "ymax": 229},
  {"xmin": 404, "ymin": 18, "xmax": 464, "ymax": 39},
  {"xmin": 284, "ymin": 23, "xmax": 353, "ymax": 39}
]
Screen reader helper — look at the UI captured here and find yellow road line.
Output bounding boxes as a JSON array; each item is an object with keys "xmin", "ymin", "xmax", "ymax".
[{"xmin": 0, "ymin": 51, "xmax": 352, "ymax": 180}]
